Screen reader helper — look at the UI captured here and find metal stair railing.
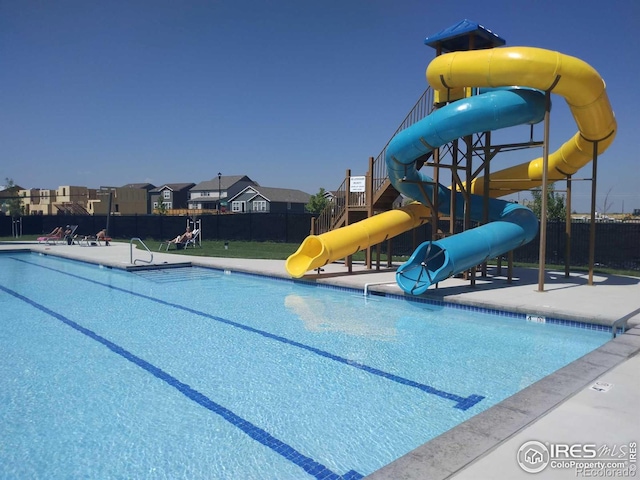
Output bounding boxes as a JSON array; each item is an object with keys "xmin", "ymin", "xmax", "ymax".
[
  {"xmin": 314, "ymin": 87, "xmax": 434, "ymax": 235},
  {"xmin": 315, "ymin": 177, "xmax": 348, "ymax": 234},
  {"xmin": 371, "ymin": 87, "xmax": 434, "ymax": 201}
]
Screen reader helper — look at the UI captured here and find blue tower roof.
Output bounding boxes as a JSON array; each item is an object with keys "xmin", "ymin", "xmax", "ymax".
[{"xmin": 424, "ymin": 19, "xmax": 506, "ymax": 52}]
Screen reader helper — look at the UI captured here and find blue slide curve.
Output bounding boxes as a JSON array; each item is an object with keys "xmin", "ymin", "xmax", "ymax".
[{"xmin": 387, "ymin": 88, "xmax": 545, "ymax": 295}]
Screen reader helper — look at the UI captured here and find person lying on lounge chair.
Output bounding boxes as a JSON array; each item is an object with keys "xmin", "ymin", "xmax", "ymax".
[
  {"xmin": 38, "ymin": 226, "xmax": 65, "ymax": 243},
  {"xmin": 167, "ymin": 226, "xmax": 193, "ymax": 244},
  {"xmin": 46, "ymin": 226, "xmax": 64, "ymax": 237},
  {"xmin": 80, "ymin": 229, "xmax": 110, "ymax": 246}
]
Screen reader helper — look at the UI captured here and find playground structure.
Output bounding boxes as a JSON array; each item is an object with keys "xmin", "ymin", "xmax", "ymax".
[{"xmin": 285, "ymin": 20, "xmax": 616, "ymax": 293}]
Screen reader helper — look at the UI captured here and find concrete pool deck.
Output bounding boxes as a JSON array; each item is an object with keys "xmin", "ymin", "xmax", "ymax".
[{"xmin": 3, "ymin": 241, "xmax": 639, "ymax": 479}]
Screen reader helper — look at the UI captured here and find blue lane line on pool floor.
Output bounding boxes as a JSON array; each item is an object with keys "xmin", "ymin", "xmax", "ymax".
[
  {"xmin": 11, "ymin": 257, "xmax": 484, "ymax": 410},
  {"xmin": 0, "ymin": 283, "xmax": 363, "ymax": 480}
]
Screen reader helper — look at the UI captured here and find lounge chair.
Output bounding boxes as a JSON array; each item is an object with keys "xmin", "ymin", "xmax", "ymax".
[
  {"xmin": 159, "ymin": 228, "xmax": 199, "ymax": 251},
  {"xmin": 63, "ymin": 225, "xmax": 79, "ymax": 245},
  {"xmin": 183, "ymin": 228, "xmax": 201, "ymax": 249},
  {"xmin": 38, "ymin": 225, "xmax": 78, "ymax": 245},
  {"xmin": 78, "ymin": 231, "xmax": 111, "ymax": 246},
  {"xmin": 38, "ymin": 232, "xmax": 63, "ymax": 244}
]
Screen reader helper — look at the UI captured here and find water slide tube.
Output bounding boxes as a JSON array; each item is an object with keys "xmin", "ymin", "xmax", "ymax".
[
  {"xmin": 391, "ymin": 88, "xmax": 544, "ymax": 294},
  {"xmin": 286, "ymin": 47, "xmax": 616, "ymax": 286}
]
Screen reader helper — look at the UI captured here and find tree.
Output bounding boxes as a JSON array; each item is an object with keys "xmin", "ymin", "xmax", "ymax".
[
  {"xmin": 156, "ymin": 200, "xmax": 168, "ymax": 215},
  {"xmin": 2, "ymin": 178, "xmax": 22, "ymax": 218},
  {"xmin": 598, "ymin": 186, "xmax": 615, "ymax": 215},
  {"xmin": 530, "ymin": 183, "xmax": 566, "ymax": 220},
  {"xmin": 306, "ymin": 188, "xmax": 330, "ymax": 214}
]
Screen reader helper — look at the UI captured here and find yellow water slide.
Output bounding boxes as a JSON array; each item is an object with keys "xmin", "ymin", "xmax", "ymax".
[{"xmin": 285, "ymin": 47, "xmax": 616, "ymax": 278}]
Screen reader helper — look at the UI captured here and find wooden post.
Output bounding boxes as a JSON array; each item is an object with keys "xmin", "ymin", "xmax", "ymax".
[
  {"xmin": 508, "ymin": 250, "xmax": 513, "ymax": 283},
  {"xmin": 565, "ymin": 176, "xmax": 572, "ymax": 277},
  {"xmin": 366, "ymin": 157, "xmax": 374, "ymax": 269}
]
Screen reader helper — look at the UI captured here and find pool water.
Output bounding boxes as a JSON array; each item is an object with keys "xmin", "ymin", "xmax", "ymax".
[{"xmin": 0, "ymin": 253, "xmax": 610, "ymax": 479}]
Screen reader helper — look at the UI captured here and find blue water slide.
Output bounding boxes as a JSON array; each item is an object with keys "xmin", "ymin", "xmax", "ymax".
[{"xmin": 386, "ymin": 88, "xmax": 545, "ymax": 295}]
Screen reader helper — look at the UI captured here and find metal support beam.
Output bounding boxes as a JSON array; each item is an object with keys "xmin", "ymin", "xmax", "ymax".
[
  {"xmin": 537, "ymin": 91, "xmax": 552, "ymax": 292},
  {"xmin": 588, "ymin": 142, "xmax": 599, "ymax": 285}
]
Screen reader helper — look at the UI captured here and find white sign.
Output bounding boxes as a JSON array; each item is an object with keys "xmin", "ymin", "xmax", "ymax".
[
  {"xmin": 350, "ymin": 176, "xmax": 366, "ymax": 192},
  {"xmin": 590, "ymin": 381, "xmax": 613, "ymax": 392}
]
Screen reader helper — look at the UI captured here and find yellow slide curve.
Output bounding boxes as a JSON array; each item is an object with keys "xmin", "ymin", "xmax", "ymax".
[{"xmin": 285, "ymin": 47, "xmax": 616, "ymax": 278}]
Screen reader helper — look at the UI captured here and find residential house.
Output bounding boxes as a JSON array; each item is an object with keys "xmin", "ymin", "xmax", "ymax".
[
  {"xmin": 88, "ymin": 183, "xmax": 155, "ymax": 215},
  {"xmin": 17, "ymin": 186, "xmax": 94, "ymax": 215},
  {"xmin": 150, "ymin": 183, "xmax": 196, "ymax": 212},
  {"xmin": 228, "ymin": 186, "xmax": 311, "ymax": 214},
  {"xmin": 188, "ymin": 175, "xmax": 258, "ymax": 212},
  {"xmin": 54, "ymin": 185, "xmax": 96, "ymax": 215},
  {"xmin": 25, "ymin": 189, "xmax": 56, "ymax": 215},
  {"xmin": 18, "ymin": 189, "xmax": 39, "ymax": 215}
]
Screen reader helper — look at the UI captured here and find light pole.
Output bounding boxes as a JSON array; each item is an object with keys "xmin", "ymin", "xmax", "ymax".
[{"xmin": 217, "ymin": 172, "xmax": 221, "ymax": 213}]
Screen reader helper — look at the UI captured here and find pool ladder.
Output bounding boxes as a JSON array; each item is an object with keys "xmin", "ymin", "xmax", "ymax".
[{"xmin": 130, "ymin": 238, "xmax": 154, "ymax": 265}]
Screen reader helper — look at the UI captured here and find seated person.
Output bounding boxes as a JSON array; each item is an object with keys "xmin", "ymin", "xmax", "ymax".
[
  {"xmin": 81, "ymin": 229, "xmax": 109, "ymax": 245},
  {"xmin": 168, "ymin": 226, "xmax": 193, "ymax": 244}
]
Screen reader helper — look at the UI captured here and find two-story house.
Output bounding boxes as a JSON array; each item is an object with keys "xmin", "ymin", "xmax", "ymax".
[
  {"xmin": 53, "ymin": 185, "xmax": 96, "ymax": 215},
  {"xmin": 228, "ymin": 186, "xmax": 311, "ymax": 213},
  {"xmin": 88, "ymin": 184, "xmax": 156, "ymax": 215},
  {"xmin": 150, "ymin": 183, "xmax": 196, "ymax": 211},
  {"xmin": 188, "ymin": 175, "xmax": 258, "ymax": 212}
]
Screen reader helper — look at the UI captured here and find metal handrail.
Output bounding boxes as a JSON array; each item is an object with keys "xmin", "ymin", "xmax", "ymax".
[
  {"xmin": 130, "ymin": 237, "xmax": 154, "ymax": 265},
  {"xmin": 363, "ymin": 281, "xmax": 396, "ymax": 297},
  {"xmin": 313, "ymin": 87, "xmax": 434, "ymax": 235},
  {"xmin": 611, "ymin": 307, "xmax": 639, "ymax": 338}
]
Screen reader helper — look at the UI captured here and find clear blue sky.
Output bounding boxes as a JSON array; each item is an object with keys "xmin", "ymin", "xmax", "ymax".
[{"xmin": 2, "ymin": 0, "xmax": 638, "ymax": 213}]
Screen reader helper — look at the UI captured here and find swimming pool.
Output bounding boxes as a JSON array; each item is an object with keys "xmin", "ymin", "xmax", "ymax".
[{"xmin": 0, "ymin": 252, "xmax": 611, "ymax": 479}]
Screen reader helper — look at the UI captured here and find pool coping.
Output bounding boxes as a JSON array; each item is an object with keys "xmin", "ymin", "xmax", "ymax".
[{"xmin": 365, "ymin": 327, "xmax": 640, "ymax": 479}]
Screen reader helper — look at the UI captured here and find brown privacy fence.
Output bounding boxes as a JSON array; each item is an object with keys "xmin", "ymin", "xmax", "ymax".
[{"xmin": 2, "ymin": 214, "xmax": 639, "ymax": 271}]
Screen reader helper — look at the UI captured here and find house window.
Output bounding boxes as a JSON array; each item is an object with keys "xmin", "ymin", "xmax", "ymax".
[
  {"xmin": 253, "ymin": 200, "xmax": 267, "ymax": 212},
  {"xmin": 153, "ymin": 202, "xmax": 158, "ymax": 208},
  {"xmin": 232, "ymin": 201, "xmax": 246, "ymax": 213},
  {"xmin": 163, "ymin": 190, "xmax": 171, "ymax": 200},
  {"xmin": 164, "ymin": 202, "xmax": 172, "ymax": 209}
]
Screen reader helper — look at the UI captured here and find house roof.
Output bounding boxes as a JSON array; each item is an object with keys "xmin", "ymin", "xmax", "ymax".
[
  {"xmin": 150, "ymin": 183, "xmax": 195, "ymax": 193},
  {"xmin": 0, "ymin": 185, "xmax": 23, "ymax": 198},
  {"xmin": 121, "ymin": 183, "xmax": 156, "ymax": 190},
  {"xmin": 230, "ymin": 186, "xmax": 311, "ymax": 203},
  {"xmin": 191, "ymin": 175, "xmax": 257, "ymax": 191}
]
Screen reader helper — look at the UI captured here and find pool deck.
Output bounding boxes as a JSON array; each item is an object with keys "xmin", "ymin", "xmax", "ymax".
[{"xmin": 3, "ymin": 241, "xmax": 640, "ymax": 479}]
